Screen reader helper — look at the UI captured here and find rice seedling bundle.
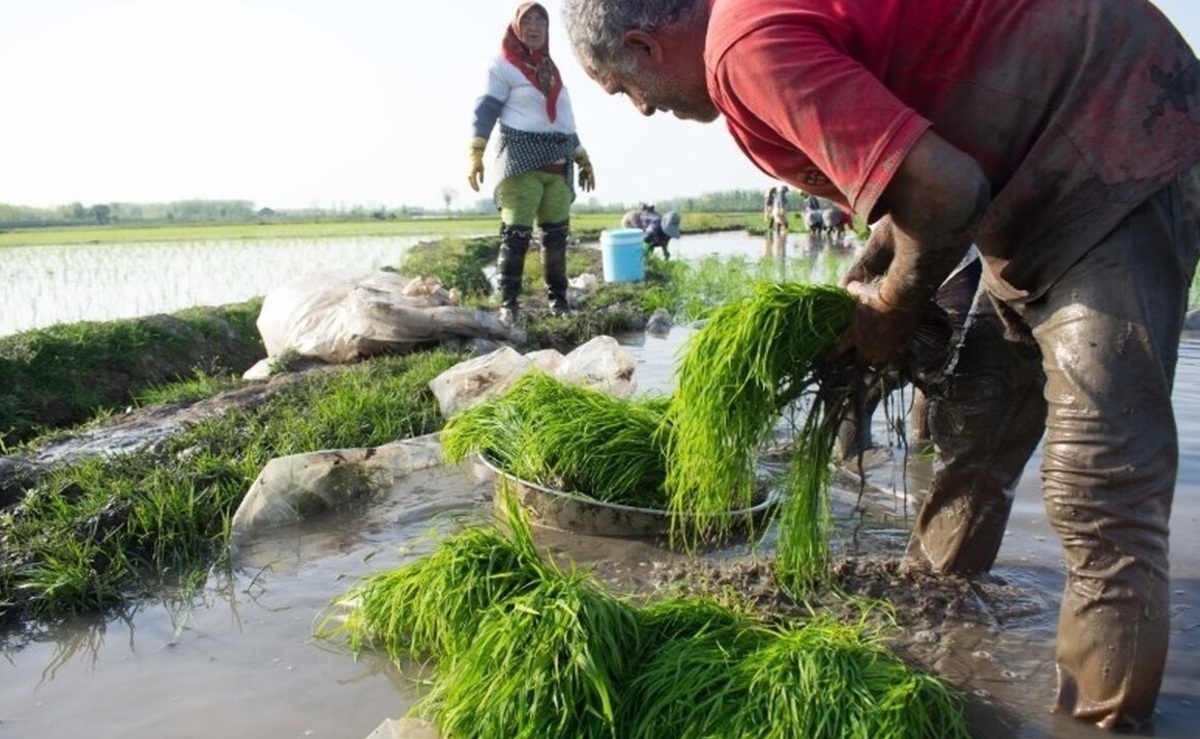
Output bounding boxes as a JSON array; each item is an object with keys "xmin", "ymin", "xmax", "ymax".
[
  {"xmin": 326, "ymin": 499, "xmax": 969, "ymax": 739},
  {"xmin": 616, "ymin": 597, "xmax": 770, "ymax": 736},
  {"xmin": 322, "ymin": 505, "xmax": 549, "ymax": 661},
  {"xmin": 441, "ymin": 371, "xmax": 672, "ymax": 508},
  {"xmin": 422, "ymin": 572, "xmax": 643, "ymax": 739},
  {"xmin": 664, "ymin": 282, "xmax": 857, "ymax": 592},
  {"xmin": 623, "ymin": 611, "xmax": 970, "ymax": 739}
]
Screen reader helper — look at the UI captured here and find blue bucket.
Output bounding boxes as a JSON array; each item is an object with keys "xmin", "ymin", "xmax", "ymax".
[{"xmin": 599, "ymin": 228, "xmax": 645, "ymax": 282}]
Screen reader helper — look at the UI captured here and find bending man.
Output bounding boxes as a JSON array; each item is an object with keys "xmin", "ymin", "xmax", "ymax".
[{"xmin": 564, "ymin": 0, "xmax": 1200, "ymax": 729}]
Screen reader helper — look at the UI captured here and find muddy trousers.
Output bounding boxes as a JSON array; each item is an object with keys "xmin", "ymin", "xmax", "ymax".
[{"xmin": 908, "ymin": 166, "xmax": 1200, "ymax": 729}]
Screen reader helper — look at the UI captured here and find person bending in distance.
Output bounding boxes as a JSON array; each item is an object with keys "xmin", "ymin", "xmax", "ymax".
[{"xmin": 563, "ymin": 0, "xmax": 1200, "ymax": 729}]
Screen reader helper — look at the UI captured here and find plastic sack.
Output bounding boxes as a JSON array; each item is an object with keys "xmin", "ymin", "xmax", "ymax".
[
  {"xmin": 553, "ymin": 335, "xmax": 637, "ymax": 397},
  {"xmin": 256, "ymin": 269, "xmax": 512, "ymax": 363},
  {"xmin": 429, "ymin": 336, "xmax": 638, "ymax": 419}
]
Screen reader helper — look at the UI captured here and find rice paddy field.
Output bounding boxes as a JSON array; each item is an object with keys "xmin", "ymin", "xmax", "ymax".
[{"xmin": 0, "ymin": 213, "xmax": 754, "ymax": 338}]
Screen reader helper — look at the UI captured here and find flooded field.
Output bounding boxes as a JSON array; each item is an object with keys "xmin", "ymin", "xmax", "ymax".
[
  {"xmin": 1, "ymin": 229, "xmax": 1197, "ymax": 738},
  {"xmin": 0, "ymin": 236, "xmax": 428, "ymax": 337}
]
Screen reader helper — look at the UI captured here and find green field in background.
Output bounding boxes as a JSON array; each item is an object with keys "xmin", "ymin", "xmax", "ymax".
[{"xmin": 0, "ymin": 212, "xmax": 755, "ymax": 248}]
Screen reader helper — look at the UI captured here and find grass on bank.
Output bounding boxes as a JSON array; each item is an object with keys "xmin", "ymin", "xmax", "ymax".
[
  {"xmin": 320, "ymin": 498, "xmax": 971, "ymax": 739},
  {"xmin": 0, "ymin": 300, "xmax": 265, "ymax": 450},
  {"xmin": 0, "ymin": 350, "xmax": 462, "ymax": 623}
]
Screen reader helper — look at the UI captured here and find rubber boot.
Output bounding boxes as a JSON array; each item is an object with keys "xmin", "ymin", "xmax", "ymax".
[
  {"xmin": 497, "ymin": 224, "xmax": 531, "ymax": 325},
  {"xmin": 541, "ymin": 221, "xmax": 571, "ymax": 315}
]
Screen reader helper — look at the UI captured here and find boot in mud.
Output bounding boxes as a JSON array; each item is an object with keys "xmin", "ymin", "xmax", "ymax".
[
  {"xmin": 497, "ymin": 224, "xmax": 531, "ymax": 325},
  {"xmin": 541, "ymin": 221, "xmax": 572, "ymax": 315}
]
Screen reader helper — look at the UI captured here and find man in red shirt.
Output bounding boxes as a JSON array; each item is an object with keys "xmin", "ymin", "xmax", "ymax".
[{"xmin": 565, "ymin": 0, "xmax": 1200, "ymax": 730}]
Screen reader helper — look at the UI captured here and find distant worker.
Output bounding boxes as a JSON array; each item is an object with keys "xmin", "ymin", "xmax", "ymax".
[
  {"xmin": 771, "ymin": 185, "xmax": 790, "ymax": 233},
  {"xmin": 762, "ymin": 186, "xmax": 777, "ymax": 228},
  {"xmin": 804, "ymin": 194, "xmax": 824, "ymax": 237},
  {"xmin": 822, "ymin": 207, "xmax": 852, "ymax": 240},
  {"xmin": 622, "ymin": 203, "xmax": 682, "ymax": 259},
  {"xmin": 467, "ymin": 1, "xmax": 596, "ymax": 325}
]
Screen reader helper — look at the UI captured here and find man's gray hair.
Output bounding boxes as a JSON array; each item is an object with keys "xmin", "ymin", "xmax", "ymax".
[{"xmin": 563, "ymin": 0, "xmax": 703, "ymax": 74}]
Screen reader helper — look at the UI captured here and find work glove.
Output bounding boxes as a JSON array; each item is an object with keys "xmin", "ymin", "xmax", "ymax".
[
  {"xmin": 468, "ymin": 137, "xmax": 487, "ymax": 192},
  {"xmin": 574, "ymin": 149, "xmax": 596, "ymax": 192}
]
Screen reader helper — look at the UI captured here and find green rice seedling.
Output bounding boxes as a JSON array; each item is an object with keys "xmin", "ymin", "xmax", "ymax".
[
  {"xmin": 441, "ymin": 372, "xmax": 673, "ymax": 508},
  {"xmin": 618, "ymin": 596, "xmax": 769, "ymax": 738},
  {"xmin": 439, "ymin": 391, "xmax": 534, "ymax": 474},
  {"xmin": 421, "ymin": 571, "xmax": 643, "ymax": 739},
  {"xmin": 664, "ymin": 282, "xmax": 854, "ymax": 557},
  {"xmin": 771, "ymin": 365, "xmax": 864, "ymax": 592},
  {"xmin": 320, "ymin": 501, "xmax": 549, "ymax": 662},
  {"xmin": 625, "ymin": 604, "xmax": 969, "ymax": 739},
  {"xmin": 322, "ymin": 497, "xmax": 968, "ymax": 738},
  {"xmin": 728, "ymin": 617, "xmax": 970, "ymax": 739}
]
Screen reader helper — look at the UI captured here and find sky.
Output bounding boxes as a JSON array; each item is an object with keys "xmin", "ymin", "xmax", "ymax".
[{"xmin": 1, "ymin": 0, "xmax": 1198, "ymax": 213}]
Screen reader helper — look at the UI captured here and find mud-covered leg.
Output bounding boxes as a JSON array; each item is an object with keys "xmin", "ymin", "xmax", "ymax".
[
  {"xmin": 1039, "ymin": 170, "xmax": 1199, "ymax": 729},
  {"xmin": 904, "ymin": 292, "xmax": 1047, "ymax": 574}
]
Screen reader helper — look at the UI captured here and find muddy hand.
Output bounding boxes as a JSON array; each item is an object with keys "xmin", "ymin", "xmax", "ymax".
[{"xmin": 830, "ymin": 280, "xmax": 923, "ymax": 368}]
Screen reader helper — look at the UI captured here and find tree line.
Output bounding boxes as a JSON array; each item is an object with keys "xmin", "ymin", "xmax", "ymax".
[
  {"xmin": 0, "ymin": 200, "xmax": 258, "ymax": 227},
  {"xmin": 0, "ymin": 189, "xmax": 769, "ymax": 229}
]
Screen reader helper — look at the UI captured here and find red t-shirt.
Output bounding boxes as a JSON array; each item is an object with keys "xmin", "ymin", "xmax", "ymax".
[{"xmin": 706, "ymin": 0, "xmax": 1200, "ymax": 300}]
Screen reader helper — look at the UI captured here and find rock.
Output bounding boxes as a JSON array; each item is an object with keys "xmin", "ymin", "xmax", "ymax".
[
  {"xmin": 525, "ymin": 348, "xmax": 564, "ymax": 375},
  {"xmin": 428, "ymin": 336, "xmax": 638, "ymax": 421},
  {"xmin": 553, "ymin": 335, "xmax": 637, "ymax": 397},
  {"xmin": 427, "ymin": 346, "xmax": 536, "ymax": 419},
  {"xmin": 364, "ymin": 718, "xmax": 439, "ymax": 739},
  {"xmin": 229, "ymin": 433, "xmax": 444, "ymax": 543},
  {"xmin": 645, "ymin": 308, "xmax": 673, "ymax": 337},
  {"xmin": 242, "ymin": 358, "xmax": 276, "ymax": 381}
]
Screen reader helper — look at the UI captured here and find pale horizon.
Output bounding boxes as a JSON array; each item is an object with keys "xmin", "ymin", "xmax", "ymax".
[{"xmin": 2, "ymin": 0, "xmax": 1197, "ymax": 213}]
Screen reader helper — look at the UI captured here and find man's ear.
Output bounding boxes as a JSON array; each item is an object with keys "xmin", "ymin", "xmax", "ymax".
[{"xmin": 622, "ymin": 29, "xmax": 663, "ymax": 63}]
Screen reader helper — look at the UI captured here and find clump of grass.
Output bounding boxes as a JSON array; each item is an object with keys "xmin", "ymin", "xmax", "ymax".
[
  {"xmin": 736, "ymin": 620, "xmax": 970, "ymax": 739},
  {"xmin": 441, "ymin": 372, "xmax": 672, "ymax": 508},
  {"xmin": 0, "ymin": 301, "xmax": 263, "ymax": 448},
  {"xmin": 623, "ymin": 599, "xmax": 970, "ymax": 739},
  {"xmin": 664, "ymin": 282, "xmax": 856, "ymax": 592},
  {"xmin": 323, "ymin": 495, "xmax": 644, "ymax": 738},
  {"xmin": 133, "ymin": 368, "xmax": 242, "ymax": 406},
  {"xmin": 616, "ymin": 595, "xmax": 767, "ymax": 735},
  {"xmin": 399, "ymin": 236, "xmax": 497, "ymax": 300},
  {"xmin": 0, "ymin": 350, "xmax": 462, "ymax": 623}
]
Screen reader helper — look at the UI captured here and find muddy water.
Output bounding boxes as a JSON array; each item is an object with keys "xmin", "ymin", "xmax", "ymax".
[{"xmin": 2, "ymin": 231, "xmax": 1199, "ymax": 738}]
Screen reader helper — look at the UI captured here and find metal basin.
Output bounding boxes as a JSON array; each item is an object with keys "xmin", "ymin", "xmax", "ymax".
[{"xmin": 477, "ymin": 453, "xmax": 779, "ymax": 538}]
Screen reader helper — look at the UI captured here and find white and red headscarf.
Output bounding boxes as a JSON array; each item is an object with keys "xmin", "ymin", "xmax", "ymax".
[{"xmin": 501, "ymin": 2, "xmax": 562, "ymax": 122}]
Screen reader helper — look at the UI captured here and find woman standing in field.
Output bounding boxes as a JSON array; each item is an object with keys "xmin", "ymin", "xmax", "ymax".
[{"xmin": 467, "ymin": 1, "xmax": 596, "ymax": 325}]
